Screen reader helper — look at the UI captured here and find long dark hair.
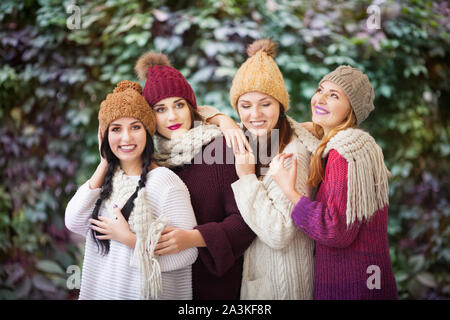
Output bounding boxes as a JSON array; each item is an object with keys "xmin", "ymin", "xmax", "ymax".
[{"xmin": 90, "ymin": 127, "xmax": 154, "ymax": 255}]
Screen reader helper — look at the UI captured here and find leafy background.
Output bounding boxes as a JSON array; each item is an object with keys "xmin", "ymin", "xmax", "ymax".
[{"xmin": 0, "ymin": 0, "xmax": 448, "ymax": 299}]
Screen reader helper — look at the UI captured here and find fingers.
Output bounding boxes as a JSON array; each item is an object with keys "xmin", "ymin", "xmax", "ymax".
[
  {"xmin": 224, "ymin": 132, "xmax": 231, "ymax": 148},
  {"xmin": 89, "ymin": 218, "xmax": 108, "ymax": 228},
  {"xmin": 290, "ymin": 157, "xmax": 297, "ymax": 173},
  {"xmin": 91, "ymin": 224, "xmax": 108, "ymax": 236},
  {"xmin": 96, "ymin": 235, "xmax": 111, "ymax": 240},
  {"xmin": 161, "ymin": 227, "xmax": 176, "ymax": 235}
]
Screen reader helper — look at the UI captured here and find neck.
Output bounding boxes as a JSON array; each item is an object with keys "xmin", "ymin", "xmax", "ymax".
[{"xmin": 120, "ymin": 159, "xmax": 143, "ymax": 176}]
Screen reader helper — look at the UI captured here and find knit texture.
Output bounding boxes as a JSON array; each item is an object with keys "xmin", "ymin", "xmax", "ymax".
[
  {"xmin": 98, "ymin": 80, "xmax": 156, "ymax": 136},
  {"xmin": 231, "ymin": 137, "xmax": 314, "ymax": 299},
  {"xmin": 229, "ymin": 39, "xmax": 290, "ymax": 111},
  {"xmin": 103, "ymin": 168, "xmax": 168, "ymax": 299},
  {"xmin": 135, "ymin": 51, "xmax": 197, "ymax": 109},
  {"xmin": 65, "ymin": 167, "xmax": 198, "ymax": 300},
  {"xmin": 156, "ymin": 134, "xmax": 256, "ymax": 299},
  {"xmin": 291, "ymin": 150, "xmax": 397, "ymax": 299},
  {"xmin": 154, "ymin": 123, "xmax": 222, "ymax": 168},
  {"xmin": 320, "ymin": 65, "xmax": 375, "ymax": 125},
  {"xmin": 322, "ymin": 128, "xmax": 390, "ymax": 226}
]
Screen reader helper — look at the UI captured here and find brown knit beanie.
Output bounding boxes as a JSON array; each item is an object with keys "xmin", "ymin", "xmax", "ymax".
[
  {"xmin": 98, "ymin": 80, "xmax": 156, "ymax": 136},
  {"xmin": 319, "ymin": 65, "xmax": 375, "ymax": 125},
  {"xmin": 229, "ymin": 39, "xmax": 290, "ymax": 111}
]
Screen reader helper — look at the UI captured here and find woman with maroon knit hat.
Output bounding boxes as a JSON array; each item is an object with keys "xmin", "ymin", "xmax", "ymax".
[{"xmin": 134, "ymin": 52, "xmax": 256, "ymax": 300}]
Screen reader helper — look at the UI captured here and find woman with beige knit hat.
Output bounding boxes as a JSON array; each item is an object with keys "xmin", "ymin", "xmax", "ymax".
[
  {"xmin": 201, "ymin": 39, "xmax": 319, "ymax": 299},
  {"xmin": 270, "ymin": 65, "xmax": 398, "ymax": 299},
  {"xmin": 65, "ymin": 80, "xmax": 198, "ymax": 299}
]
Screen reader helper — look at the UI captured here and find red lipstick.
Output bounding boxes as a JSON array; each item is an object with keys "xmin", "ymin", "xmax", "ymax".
[{"xmin": 168, "ymin": 124, "xmax": 182, "ymax": 130}]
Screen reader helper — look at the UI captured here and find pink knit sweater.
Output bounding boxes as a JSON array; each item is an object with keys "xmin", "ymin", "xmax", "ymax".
[{"xmin": 291, "ymin": 149, "xmax": 398, "ymax": 299}]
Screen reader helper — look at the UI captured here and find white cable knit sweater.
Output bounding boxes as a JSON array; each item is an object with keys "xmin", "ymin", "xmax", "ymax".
[
  {"xmin": 65, "ymin": 167, "xmax": 198, "ymax": 300},
  {"xmin": 231, "ymin": 137, "xmax": 315, "ymax": 300}
]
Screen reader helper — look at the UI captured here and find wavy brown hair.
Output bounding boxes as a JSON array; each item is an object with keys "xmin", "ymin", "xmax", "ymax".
[{"xmin": 307, "ymin": 109, "xmax": 357, "ymax": 188}]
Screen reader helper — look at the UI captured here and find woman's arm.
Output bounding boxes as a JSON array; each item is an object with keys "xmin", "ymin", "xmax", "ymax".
[
  {"xmin": 290, "ymin": 150, "xmax": 361, "ymax": 248},
  {"xmin": 153, "ymin": 184, "xmax": 199, "ymax": 272},
  {"xmin": 193, "ymin": 138, "xmax": 256, "ymax": 277},
  {"xmin": 231, "ymin": 144, "xmax": 310, "ymax": 250},
  {"xmin": 197, "ymin": 105, "xmax": 251, "ymax": 152},
  {"xmin": 65, "ymin": 181, "xmax": 101, "ymax": 237}
]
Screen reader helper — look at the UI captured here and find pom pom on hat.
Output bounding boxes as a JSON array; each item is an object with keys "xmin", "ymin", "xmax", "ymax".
[
  {"xmin": 247, "ymin": 39, "xmax": 276, "ymax": 58},
  {"xmin": 113, "ymin": 80, "xmax": 143, "ymax": 94},
  {"xmin": 98, "ymin": 80, "xmax": 156, "ymax": 136},
  {"xmin": 135, "ymin": 52, "xmax": 171, "ymax": 81}
]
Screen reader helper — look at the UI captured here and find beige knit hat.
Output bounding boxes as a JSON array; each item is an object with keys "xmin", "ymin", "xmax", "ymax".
[
  {"xmin": 99, "ymin": 80, "xmax": 156, "ymax": 136},
  {"xmin": 229, "ymin": 39, "xmax": 289, "ymax": 111},
  {"xmin": 319, "ymin": 65, "xmax": 375, "ymax": 125}
]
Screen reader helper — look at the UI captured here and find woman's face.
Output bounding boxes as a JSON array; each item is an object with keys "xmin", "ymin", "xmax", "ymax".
[
  {"xmin": 152, "ymin": 97, "xmax": 192, "ymax": 139},
  {"xmin": 108, "ymin": 117, "xmax": 146, "ymax": 166},
  {"xmin": 237, "ymin": 91, "xmax": 280, "ymax": 137},
  {"xmin": 310, "ymin": 80, "xmax": 351, "ymax": 135}
]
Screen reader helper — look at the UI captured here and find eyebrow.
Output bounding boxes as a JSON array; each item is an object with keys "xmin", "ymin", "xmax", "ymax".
[
  {"xmin": 110, "ymin": 120, "xmax": 141, "ymax": 126},
  {"xmin": 318, "ymin": 85, "xmax": 340, "ymax": 94},
  {"xmin": 154, "ymin": 98, "xmax": 184, "ymax": 107},
  {"xmin": 239, "ymin": 97, "xmax": 271, "ymax": 104}
]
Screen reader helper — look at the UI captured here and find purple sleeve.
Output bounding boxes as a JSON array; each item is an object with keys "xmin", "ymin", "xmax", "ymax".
[
  {"xmin": 291, "ymin": 151, "xmax": 360, "ymax": 248},
  {"xmin": 195, "ymin": 140, "xmax": 256, "ymax": 277}
]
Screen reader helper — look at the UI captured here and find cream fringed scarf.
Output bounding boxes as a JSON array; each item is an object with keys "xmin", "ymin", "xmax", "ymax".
[
  {"xmin": 322, "ymin": 128, "xmax": 390, "ymax": 226},
  {"xmin": 154, "ymin": 123, "xmax": 223, "ymax": 168},
  {"xmin": 103, "ymin": 168, "xmax": 168, "ymax": 300}
]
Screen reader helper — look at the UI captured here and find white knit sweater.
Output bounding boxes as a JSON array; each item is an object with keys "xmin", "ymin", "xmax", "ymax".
[
  {"xmin": 231, "ymin": 137, "xmax": 315, "ymax": 300},
  {"xmin": 65, "ymin": 167, "xmax": 198, "ymax": 300}
]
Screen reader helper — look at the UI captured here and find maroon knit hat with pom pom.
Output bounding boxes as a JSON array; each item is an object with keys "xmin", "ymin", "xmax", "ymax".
[{"xmin": 134, "ymin": 52, "xmax": 197, "ymax": 109}]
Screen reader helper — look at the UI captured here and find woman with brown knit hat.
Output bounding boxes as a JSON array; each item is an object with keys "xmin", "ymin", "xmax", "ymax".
[
  {"xmin": 270, "ymin": 65, "xmax": 398, "ymax": 299},
  {"xmin": 198, "ymin": 39, "xmax": 318, "ymax": 299},
  {"xmin": 65, "ymin": 81, "xmax": 198, "ymax": 300},
  {"xmin": 134, "ymin": 52, "xmax": 256, "ymax": 300}
]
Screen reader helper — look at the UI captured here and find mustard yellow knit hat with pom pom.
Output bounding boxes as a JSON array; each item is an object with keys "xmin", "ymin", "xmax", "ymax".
[
  {"xmin": 229, "ymin": 39, "xmax": 290, "ymax": 111},
  {"xmin": 98, "ymin": 80, "xmax": 156, "ymax": 136}
]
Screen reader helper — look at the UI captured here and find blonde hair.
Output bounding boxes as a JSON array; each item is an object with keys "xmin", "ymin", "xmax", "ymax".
[{"xmin": 307, "ymin": 109, "xmax": 357, "ymax": 187}]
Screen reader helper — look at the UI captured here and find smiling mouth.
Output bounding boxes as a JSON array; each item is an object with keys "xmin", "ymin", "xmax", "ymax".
[
  {"xmin": 118, "ymin": 145, "xmax": 137, "ymax": 152},
  {"xmin": 250, "ymin": 121, "xmax": 266, "ymax": 128},
  {"xmin": 168, "ymin": 124, "xmax": 182, "ymax": 130},
  {"xmin": 315, "ymin": 106, "xmax": 330, "ymax": 115}
]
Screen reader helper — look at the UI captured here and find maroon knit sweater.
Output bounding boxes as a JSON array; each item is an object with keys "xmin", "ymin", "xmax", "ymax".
[
  {"xmin": 172, "ymin": 136, "xmax": 256, "ymax": 300},
  {"xmin": 291, "ymin": 149, "xmax": 397, "ymax": 300}
]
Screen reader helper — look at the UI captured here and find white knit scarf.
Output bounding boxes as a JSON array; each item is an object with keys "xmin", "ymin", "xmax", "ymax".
[
  {"xmin": 154, "ymin": 123, "xmax": 223, "ymax": 168},
  {"xmin": 103, "ymin": 167, "xmax": 168, "ymax": 300},
  {"xmin": 322, "ymin": 128, "xmax": 390, "ymax": 226},
  {"xmin": 286, "ymin": 116, "xmax": 321, "ymax": 153}
]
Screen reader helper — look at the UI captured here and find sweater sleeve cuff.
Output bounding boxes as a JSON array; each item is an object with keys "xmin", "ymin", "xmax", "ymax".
[
  {"xmin": 197, "ymin": 105, "xmax": 223, "ymax": 121},
  {"xmin": 231, "ymin": 173, "xmax": 258, "ymax": 193},
  {"xmin": 291, "ymin": 195, "xmax": 312, "ymax": 226},
  {"xmin": 194, "ymin": 222, "xmax": 235, "ymax": 277}
]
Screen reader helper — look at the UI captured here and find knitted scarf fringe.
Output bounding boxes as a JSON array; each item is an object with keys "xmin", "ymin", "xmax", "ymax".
[
  {"xmin": 322, "ymin": 128, "xmax": 390, "ymax": 226},
  {"xmin": 154, "ymin": 123, "xmax": 223, "ymax": 168},
  {"xmin": 104, "ymin": 168, "xmax": 168, "ymax": 300}
]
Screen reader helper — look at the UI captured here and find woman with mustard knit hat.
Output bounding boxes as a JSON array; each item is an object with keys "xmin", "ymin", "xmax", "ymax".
[
  {"xmin": 270, "ymin": 65, "xmax": 398, "ymax": 299},
  {"xmin": 65, "ymin": 81, "xmax": 198, "ymax": 300},
  {"xmin": 134, "ymin": 52, "xmax": 256, "ymax": 300},
  {"xmin": 209, "ymin": 39, "xmax": 318, "ymax": 299}
]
